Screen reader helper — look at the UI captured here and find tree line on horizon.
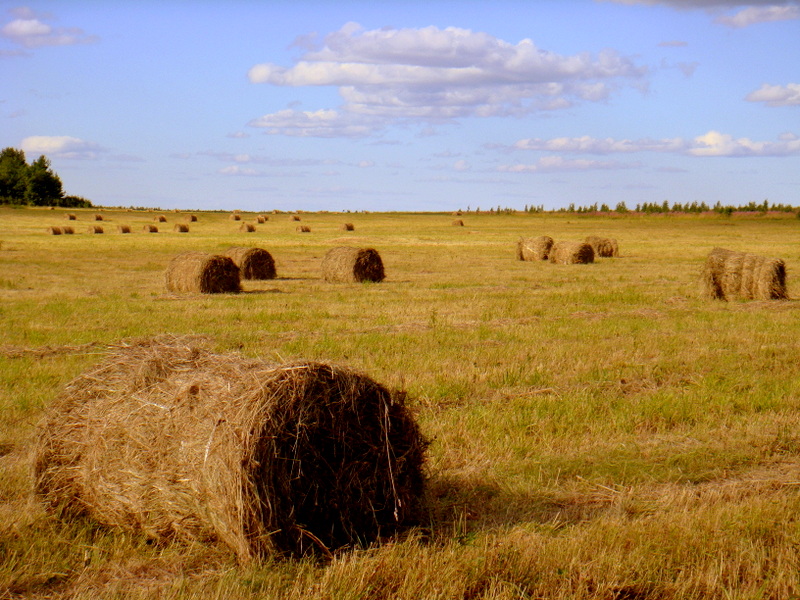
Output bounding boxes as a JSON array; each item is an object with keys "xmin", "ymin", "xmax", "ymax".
[{"xmin": 0, "ymin": 147, "xmax": 92, "ymax": 208}]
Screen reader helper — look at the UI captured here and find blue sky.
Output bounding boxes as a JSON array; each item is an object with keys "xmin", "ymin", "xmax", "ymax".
[{"xmin": 2, "ymin": 0, "xmax": 798, "ymax": 212}]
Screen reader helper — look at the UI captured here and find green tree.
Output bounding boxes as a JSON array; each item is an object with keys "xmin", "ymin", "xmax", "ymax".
[
  {"xmin": 0, "ymin": 147, "xmax": 29, "ymax": 204},
  {"xmin": 25, "ymin": 155, "xmax": 64, "ymax": 206}
]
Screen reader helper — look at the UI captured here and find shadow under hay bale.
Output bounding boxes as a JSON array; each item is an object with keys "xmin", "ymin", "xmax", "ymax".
[
  {"xmin": 87, "ymin": 226, "xmax": 104, "ymax": 234},
  {"xmin": 224, "ymin": 247, "xmax": 276, "ymax": 280},
  {"xmin": 517, "ymin": 235, "xmax": 553, "ymax": 261},
  {"xmin": 47, "ymin": 226, "xmax": 63, "ymax": 235},
  {"xmin": 322, "ymin": 247, "xmax": 385, "ymax": 283},
  {"xmin": 703, "ymin": 247, "xmax": 787, "ymax": 301},
  {"xmin": 549, "ymin": 241, "xmax": 594, "ymax": 265},
  {"xmin": 33, "ymin": 337, "xmax": 426, "ymax": 561},
  {"xmin": 143, "ymin": 224, "xmax": 159, "ymax": 233},
  {"xmin": 164, "ymin": 252, "xmax": 240, "ymax": 293},
  {"xmin": 296, "ymin": 225, "xmax": 311, "ymax": 233},
  {"xmin": 117, "ymin": 225, "xmax": 131, "ymax": 234},
  {"xmin": 585, "ymin": 236, "xmax": 619, "ymax": 258},
  {"xmin": 173, "ymin": 224, "xmax": 189, "ymax": 233},
  {"xmin": 340, "ymin": 223, "xmax": 354, "ymax": 231},
  {"xmin": 239, "ymin": 223, "xmax": 256, "ymax": 233},
  {"xmin": 451, "ymin": 219, "xmax": 464, "ymax": 227}
]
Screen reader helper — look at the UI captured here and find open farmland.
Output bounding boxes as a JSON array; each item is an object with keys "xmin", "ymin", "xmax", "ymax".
[{"xmin": 1, "ymin": 206, "xmax": 799, "ymax": 599}]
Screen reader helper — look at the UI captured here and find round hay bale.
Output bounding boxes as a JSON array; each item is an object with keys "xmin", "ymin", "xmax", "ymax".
[
  {"xmin": 451, "ymin": 219, "xmax": 464, "ymax": 227},
  {"xmin": 239, "ymin": 223, "xmax": 256, "ymax": 233},
  {"xmin": 143, "ymin": 224, "xmax": 159, "ymax": 233},
  {"xmin": 339, "ymin": 223, "xmax": 354, "ymax": 231},
  {"xmin": 94, "ymin": 214, "xmax": 104, "ymax": 221},
  {"xmin": 290, "ymin": 215, "xmax": 301, "ymax": 221},
  {"xmin": 585, "ymin": 236, "xmax": 619, "ymax": 258},
  {"xmin": 185, "ymin": 214, "xmax": 198, "ymax": 222},
  {"xmin": 65, "ymin": 214, "xmax": 76, "ymax": 221},
  {"xmin": 173, "ymin": 224, "xmax": 189, "ymax": 233},
  {"xmin": 164, "ymin": 252, "xmax": 240, "ymax": 293},
  {"xmin": 47, "ymin": 226, "xmax": 63, "ymax": 235},
  {"xmin": 297, "ymin": 225, "xmax": 311, "ymax": 233},
  {"xmin": 703, "ymin": 247, "xmax": 787, "ymax": 301},
  {"xmin": 155, "ymin": 215, "xmax": 167, "ymax": 223},
  {"xmin": 33, "ymin": 337, "xmax": 426, "ymax": 561},
  {"xmin": 548, "ymin": 241, "xmax": 594, "ymax": 265},
  {"xmin": 117, "ymin": 225, "xmax": 131, "ymax": 234},
  {"xmin": 517, "ymin": 236, "xmax": 553, "ymax": 261},
  {"xmin": 224, "ymin": 247, "xmax": 276, "ymax": 280},
  {"xmin": 230, "ymin": 214, "xmax": 241, "ymax": 221},
  {"xmin": 62, "ymin": 226, "xmax": 74, "ymax": 235},
  {"xmin": 322, "ymin": 247, "xmax": 385, "ymax": 283},
  {"xmin": 87, "ymin": 225, "xmax": 104, "ymax": 234},
  {"xmin": 256, "ymin": 216, "xmax": 266, "ymax": 224}
]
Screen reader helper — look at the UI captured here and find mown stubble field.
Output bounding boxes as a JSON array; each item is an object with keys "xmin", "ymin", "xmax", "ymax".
[{"xmin": 1, "ymin": 206, "xmax": 799, "ymax": 599}]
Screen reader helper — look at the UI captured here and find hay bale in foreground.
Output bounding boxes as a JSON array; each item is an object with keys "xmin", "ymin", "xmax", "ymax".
[
  {"xmin": 224, "ymin": 247, "xmax": 276, "ymax": 280},
  {"xmin": 143, "ymin": 224, "xmax": 159, "ymax": 233},
  {"xmin": 340, "ymin": 223, "xmax": 354, "ymax": 231},
  {"xmin": 117, "ymin": 225, "xmax": 131, "ymax": 234},
  {"xmin": 34, "ymin": 337, "xmax": 426, "ymax": 561},
  {"xmin": 517, "ymin": 236, "xmax": 553, "ymax": 261},
  {"xmin": 164, "ymin": 252, "xmax": 240, "ymax": 293},
  {"xmin": 47, "ymin": 226, "xmax": 63, "ymax": 235},
  {"xmin": 173, "ymin": 224, "xmax": 189, "ymax": 233},
  {"xmin": 239, "ymin": 223, "xmax": 256, "ymax": 233},
  {"xmin": 87, "ymin": 226, "xmax": 104, "ymax": 234},
  {"xmin": 548, "ymin": 241, "xmax": 594, "ymax": 265},
  {"xmin": 585, "ymin": 236, "xmax": 619, "ymax": 258},
  {"xmin": 703, "ymin": 247, "xmax": 787, "ymax": 301},
  {"xmin": 322, "ymin": 247, "xmax": 385, "ymax": 283}
]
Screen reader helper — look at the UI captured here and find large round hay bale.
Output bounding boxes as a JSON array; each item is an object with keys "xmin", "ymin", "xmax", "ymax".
[
  {"xmin": 62, "ymin": 226, "xmax": 74, "ymax": 235},
  {"xmin": 230, "ymin": 214, "xmax": 241, "ymax": 221},
  {"xmin": 224, "ymin": 247, "xmax": 277, "ymax": 280},
  {"xmin": 65, "ymin": 214, "xmax": 76, "ymax": 221},
  {"xmin": 117, "ymin": 225, "xmax": 131, "ymax": 234},
  {"xmin": 164, "ymin": 252, "xmax": 240, "ymax": 293},
  {"xmin": 548, "ymin": 241, "xmax": 594, "ymax": 264},
  {"xmin": 154, "ymin": 215, "xmax": 167, "ymax": 223},
  {"xmin": 87, "ymin": 225, "xmax": 104, "ymax": 234},
  {"xmin": 322, "ymin": 247, "xmax": 385, "ymax": 283},
  {"xmin": 143, "ymin": 224, "xmax": 159, "ymax": 233},
  {"xmin": 340, "ymin": 223, "xmax": 354, "ymax": 231},
  {"xmin": 33, "ymin": 337, "xmax": 426, "ymax": 561},
  {"xmin": 585, "ymin": 236, "xmax": 619, "ymax": 257},
  {"xmin": 256, "ymin": 216, "xmax": 266, "ymax": 224},
  {"xmin": 290, "ymin": 215, "xmax": 301, "ymax": 221},
  {"xmin": 47, "ymin": 226, "xmax": 63, "ymax": 235},
  {"xmin": 703, "ymin": 247, "xmax": 787, "ymax": 301},
  {"xmin": 186, "ymin": 214, "xmax": 198, "ymax": 222},
  {"xmin": 451, "ymin": 219, "xmax": 464, "ymax": 227},
  {"xmin": 239, "ymin": 223, "xmax": 256, "ymax": 233},
  {"xmin": 94, "ymin": 214, "xmax": 104, "ymax": 221},
  {"xmin": 296, "ymin": 225, "xmax": 311, "ymax": 233},
  {"xmin": 173, "ymin": 224, "xmax": 189, "ymax": 233},
  {"xmin": 517, "ymin": 236, "xmax": 553, "ymax": 261}
]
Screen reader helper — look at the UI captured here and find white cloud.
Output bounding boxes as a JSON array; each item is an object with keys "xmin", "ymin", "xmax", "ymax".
[
  {"xmin": 498, "ymin": 156, "xmax": 636, "ymax": 173},
  {"xmin": 454, "ymin": 160, "xmax": 472, "ymax": 172},
  {"xmin": 20, "ymin": 135, "xmax": 103, "ymax": 159},
  {"xmin": 715, "ymin": 4, "xmax": 800, "ymax": 26},
  {"xmin": 248, "ymin": 23, "xmax": 645, "ymax": 129},
  {"xmin": 509, "ymin": 131, "xmax": 800, "ymax": 157},
  {"xmin": 219, "ymin": 165, "xmax": 262, "ymax": 176},
  {"xmin": 1, "ymin": 12, "xmax": 97, "ymax": 48},
  {"xmin": 745, "ymin": 83, "xmax": 800, "ymax": 107},
  {"xmin": 248, "ymin": 108, "xmax": 380, "ymax": 138}
]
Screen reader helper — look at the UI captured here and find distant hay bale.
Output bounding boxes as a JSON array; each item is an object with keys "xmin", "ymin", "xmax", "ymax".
[
  {"xmin": 164, "ymin": 252, "xmax": 240, "ymax": 294},
  {"xmin": 33, "ymin": 337, "xmax": 426, "ymax": 561},
  {"xmin": 185, "ymin": 215, "xmax": 198, "ymax": 222},
  {"xmin": 322, "ymin": 247, "xmax": 385, "ymax": 283},
  {"xmin": 239, "ymin": 223, "xmax": 256, "ymax": 233},
  {"xmin": 585, "ymin": 236, "xmax": 619, "ymax": 258},
  {"xmin": 173, "ymin": 224, "xmax": 189, "ymax": 233},
  {"xmin": 340, "ymin": 223, "xmax": 354, "ymax": 231},
  {"xmin": 62, "ymin": 226, "xmax": 74, "ymax": 235},
  {"xmin": 155, "ymin": 215, "xmax": 167, "ymax": 223},
  {"xmin": 143, "ymin": 224, "xmax": 159, "ymax": 233},
  {"xmin": 290, "ymin": 215, "xmax": 301, "ymax": 221},
  {"xmin": 703, "ymin": 247, "xmax": 787, "ymax": 301},
  {"xmin": 87, "ymin": 226, "xmax": 104, "ymax": 234},
  {"xmin": 451, "ymin": 219, "xmax": 464, "ymax": 227},
  {"xmin": 47, "ymin": 226, "xmax": 63, "ymax": 235},
  {"xmin": 296, "ymin": 225, "xmax": 311, "ymax": 233},
  {"xmin": 94, "ymin": 214, "xmax": 104, "ymax": 221},
  {"xmin": 256, "ymin": 216, "xmax": 266, "ymax": 224},
  {"xmin": 548, "ymin": 241, "xmax": 595, "ymax": 265},
  {"xmin": 224, "ymin": 247, "xmax": 277, "ymax": 280},
  {"xmin": 452, "ymin": 211, "xmax": 462, "ymax": 216},
  {"xmin": 65, "ymin": 214, "xmax": 76, "ymax": 221},
  {"xmin": 117, "ymin": 225, "xmax": 131, "ymax": 234},
  {"xmin": 230, "ymin": 214, "xmax": 241, "ymax": 221},
  {"xmin": 517, "ymin": 235, "xmax": 553, "ymax": 261}
]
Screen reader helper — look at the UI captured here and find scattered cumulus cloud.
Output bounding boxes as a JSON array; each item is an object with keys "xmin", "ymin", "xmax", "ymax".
[
  {"xmin": 219, "ymin": 165, "xmax": 263, "ymax": 176},
  {"xmin": 20, "ymin": 135, "xmax": 103, "ymax": 159},
  {"xmin": 248, "ymin": 22, "xmax": 646, "ymax": 136},
  {"xmin": 715, "ymin": 4, "xmax": 800, "ymax": 26},
  {"xmin": 1, "ymin": 8, "xmax": 98, "ymax": 49},
  {"xmin": 745, "ymin": 83, "xmax": 800, "ymax": 106}
]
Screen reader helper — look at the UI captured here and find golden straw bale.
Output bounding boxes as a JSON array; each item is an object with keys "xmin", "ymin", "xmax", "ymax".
[
  {"xmin": 143, "ymin": 224, "xmax": 159, "ymax": 233},
  {"xmin": 224, "ymin": 247, "xmax": 277, "ymax": 280},
  {"xmin": 94, "ymin": 214, "xmax": 104, "ymax": 221},
  {"xmin": 230, "ymin": 214, "xmax": 241, "ymax": 221},
  {"xmin": 117, "ymin": 225, "xmax": 131, "ymax": 234},
  {"xmin": 62, "ymin": 226, "xmax": 74, "ymax": 234},
  {"xmin": 47, "ymin": 226, "xmax": 63, "ymax": 235},
  {"xmin": 548, "ymin": 241, "xmax": 595, "ymax": 265},
  {"xmin": 703, "ymin": 247, "xmax": 787, "ymax": 301},
  {"xmin": 173, "ymin": 224, "xmax": 189, "ymax": 233},
  {"xmin": 256, "ymin": 216, "xmax": 266, "ymax": 224},
  {"xmin": 164, "ymin": 252, "xmax": 240, "ymax": 294},
  {"xmin": 290, "ymin": 215, "xmax": 301, "ymax": 221},
  {"xmin": 154, "ymin": 215, "xmax": 167, "ymax": 223},
  {"xmin": 65, "ymin": 214, "xmax": 76, "ymax": 220},
  {"xmin": 296, "ymin": 225, "xmax": 311, "ymax": 233},
  {"xmin": 87, "ymin": 226, "xmax": 104, "ymax": 234},
  {"xmin": 451, "ymin": 219, "xmax": 464, "ymax": 227},
  {"xmin": 340, "ymin": 223, "xmax": 355, "ymax": 231},
  {"xmin": 33, "ymin": 337, "xmax": 426, "ymax": 561},
  {"xmin": 585, "ymin": 236, "xmax": 619, "ymax": 257},
  {"xmin": 239, "ymin": 223, "xmax": 256, "ymax": 233},
  {"xmin": 322, "ymin": 247, "xmax": 385, "ymax": 283},
  {"xmin": 185, "ymin": 214, "xmax": 198, "ymax": 222},
  {"xmin": 517, "ymin": 236, "xmax": 553, "ymax": 261}
]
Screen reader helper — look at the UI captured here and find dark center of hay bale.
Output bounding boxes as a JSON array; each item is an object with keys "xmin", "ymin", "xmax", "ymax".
[
  {"xmin": 33, "ymin": 338, "xmax": 426, "ymax": 561},
  {"xmin": 165, "ymin": 252, "xmax": 241, "ymax": 293},
  {"xmin": 322, "ymin": 247, "xmax": 385, "ymax": 283},
  {"xmin": 224, "ymin": 247, "xmax": 277, "ymax": 280}
]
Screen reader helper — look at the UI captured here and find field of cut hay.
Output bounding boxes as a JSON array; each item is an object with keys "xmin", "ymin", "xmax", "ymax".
[{"xmin": 1, "ymin": 206, "xmax": 799, "ymax": 599}]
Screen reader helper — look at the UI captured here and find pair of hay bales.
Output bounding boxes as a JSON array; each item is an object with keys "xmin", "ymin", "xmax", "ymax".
[
  {"xmin": 34, "ymin": 337, "xmax": 426, "ymax": 560},
  {"xmin": 165, "ymin": 247, "xmax": 277, "ymax": 293},
  {"xmin": 703, "ymin": 247, "xmax": 787, "ymax": 301},
  {"xmin": 516, "ymin": 236, "xmax": 594, "ymax": 264},
  {"xmin": 322, "ymin": 247, "xmax": 385, "ymax": 283},
  {"xmin": 47, "ymin": 226, "xmax": 75, "ymax": 235}
]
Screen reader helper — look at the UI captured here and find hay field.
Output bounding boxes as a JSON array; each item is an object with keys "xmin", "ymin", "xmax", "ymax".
[{"xmin": 1, "ymin": 206, "xmax": 800, "ymax": 599}]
